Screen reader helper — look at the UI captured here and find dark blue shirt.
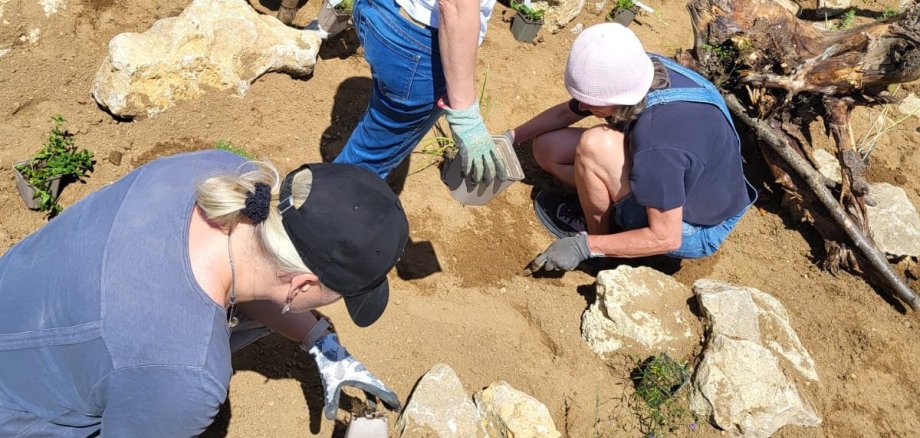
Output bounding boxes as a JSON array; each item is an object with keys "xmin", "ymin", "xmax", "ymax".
[{"xmin": 572, "ymin": 66, "xmax": 752, "ymax": 225}]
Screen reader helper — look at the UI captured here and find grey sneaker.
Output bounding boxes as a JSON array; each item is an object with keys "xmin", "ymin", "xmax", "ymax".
[{"xmin": 534, "ymin": 190, "xmax": 587, "ymax": 239}]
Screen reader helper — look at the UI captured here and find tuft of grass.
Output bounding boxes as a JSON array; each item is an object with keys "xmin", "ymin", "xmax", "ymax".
[
  {"xmin": 630, "ymin": 353, "xmax": 693, "ymax": 437},
  {"xmin": 834, "ymin": 9, "xmax": 857, "ymax": 30},
  {"xmin": 879, "ymin": 6, "xmax": 898, "ymax": 20},
  {"xmin": 215, "ymin": 139, "xmax": 255, "ymax": 160}
]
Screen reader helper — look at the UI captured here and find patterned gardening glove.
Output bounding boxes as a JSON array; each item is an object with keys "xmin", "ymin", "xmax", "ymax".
[
  {"xmin": 304, "ymin": 333, "xmax": 401, "ymax": 420},
  {"xmin": 443, "ymin": 102, "xmax": 508, "ymax": 185},
  {"xmin": 527, "ymin": 233, "xmax": 597, "ymax": 272}
]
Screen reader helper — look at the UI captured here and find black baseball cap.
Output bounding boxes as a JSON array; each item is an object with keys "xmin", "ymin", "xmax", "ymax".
[{"xmin": 278, "ymin": 163, "xmax": 409, "ymax": 327}]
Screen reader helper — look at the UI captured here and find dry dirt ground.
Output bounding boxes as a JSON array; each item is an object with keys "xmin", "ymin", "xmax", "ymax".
[{"xmin": 2, "ymin": 0, "xmax": 920, "ymax": 436}]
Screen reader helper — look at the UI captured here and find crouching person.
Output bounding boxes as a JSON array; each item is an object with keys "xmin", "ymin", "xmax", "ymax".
[
  {"xmin": 0, "ymin": 149, "xmax": 407, "ymax": 436},
  {"xmin": 512, "ymin": 23, "xmax": 756, "ymax": 272}
]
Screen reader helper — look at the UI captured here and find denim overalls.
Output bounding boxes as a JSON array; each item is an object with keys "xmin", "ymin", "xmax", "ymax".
[{"xmin": 612, "ymin": 55, "xmax": 758, "ymax": 259}]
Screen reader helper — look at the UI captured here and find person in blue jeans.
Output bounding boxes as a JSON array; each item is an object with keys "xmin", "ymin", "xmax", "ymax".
[
  {"xmin": 0, "ymin": 150, "xmax": 405, "ymax": 436},
  {"xmin": 510, "ymin": 23, "xmax": 757, "ymax": 272},
  {"xmin": 327, "ymin": 0, "xmax": 507, "ymax": 184}
]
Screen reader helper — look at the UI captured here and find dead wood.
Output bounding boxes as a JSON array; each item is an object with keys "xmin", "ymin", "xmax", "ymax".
[{"xmin": 683, "ymin": 0, "xmax": 920, "ymax": 309}]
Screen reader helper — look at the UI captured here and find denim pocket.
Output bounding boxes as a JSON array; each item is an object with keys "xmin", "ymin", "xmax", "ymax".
[{"xmin": 361, "ymin": 16, "xmax": 422, "ymax": 102}]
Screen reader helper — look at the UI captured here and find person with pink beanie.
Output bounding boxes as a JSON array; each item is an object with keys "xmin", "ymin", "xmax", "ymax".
[{"xmin": 511, "ymin": 23, "xmax": 756, "ymax": 272}]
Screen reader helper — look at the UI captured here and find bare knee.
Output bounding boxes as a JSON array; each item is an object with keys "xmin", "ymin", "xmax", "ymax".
[{"xmin": 576, "ymin": 126, "xmax": 624, "ymax": 162}]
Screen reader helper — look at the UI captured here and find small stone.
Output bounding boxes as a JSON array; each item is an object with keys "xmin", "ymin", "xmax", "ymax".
[
  {"xmin": 474, "ymin": 382, "xmax": 560, "ymax": 438},
  {"xmin": 570, "ymin": 23, "xmax": 583, "ymax": 34},
  {"xmin": 108, "ymin": 150, "xmax": 123, "ymax": 166}
]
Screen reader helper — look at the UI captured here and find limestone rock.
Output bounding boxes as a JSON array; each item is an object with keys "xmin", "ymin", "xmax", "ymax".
[
  {"xmin": 397, "ymin": 363, "xmax": 487, "ymax": 438},
  {"xmin": 816, "ymin": 0, "xmax": 852, "ymax": 17},
  {"xmin": 91, "ymin": 0, "xmax": 320, "ymax": 119},
  {"xmin": 581, "ymin": 266, "xmax": 700, "ymax": 360},
  {"xmin": 474, "ymin": 382, "xmax": 560, "ymax": 438},
  {"xmin": 774, "ymin": 0, "xmax": 801, "ymax": 15},
  {"xmin": 813, "ymin": 150, "xmax": 920, "ymax": 257},
  {"xmin": 813, "ymin": 149, "xmax": 842, "ymax": 185},
  {"xmin": 865, "ymin": 183, "xmax": 920, "ymax": 257},
  {"xmin": 692, "ymin": 279, "xmax": 821, "ymax": 437},
  {"xmin": 533, "ymin": 0, "xmax": 586, "ymax": 30}
]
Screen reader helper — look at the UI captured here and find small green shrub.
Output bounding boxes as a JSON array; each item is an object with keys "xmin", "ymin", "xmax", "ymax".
[
  {"xmin": 511, "ymin": 0, "xmax": 545, "ymax": 22},
  {"xmin": 214, "ymin": 139, "xmax": 254, "ymax": 160},
  {"xmin": 16, "ymin": 116, "xmax": 94, "ymax": 215}
]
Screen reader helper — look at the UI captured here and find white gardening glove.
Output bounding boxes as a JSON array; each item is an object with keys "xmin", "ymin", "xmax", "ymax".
[{"xmin": 304, "ymin": 333, "xmax": 401, "ymax": 420}]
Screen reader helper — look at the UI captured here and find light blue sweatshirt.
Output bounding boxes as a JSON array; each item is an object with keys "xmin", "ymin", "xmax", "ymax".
[{"xmin": 0, "ymin": 150, "xmax": 245, "ymax": 437}]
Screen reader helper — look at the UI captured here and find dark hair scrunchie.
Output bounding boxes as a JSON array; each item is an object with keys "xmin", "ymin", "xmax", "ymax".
[{"xmin": 243, "ymin": 182, "xmax": 272, "ymax": 224}]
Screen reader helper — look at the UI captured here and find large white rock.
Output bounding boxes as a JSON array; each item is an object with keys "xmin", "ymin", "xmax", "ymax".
[
  {"xmin": 813, "ymin": 149, "xmax": 920, "ymax": 257},
  {"xmin": 581, "ymin": 266, "xmax": 700, "ymax": 360},
  {"xmin": 397, "ymin": 363, "xmax": 487, "ymax": 438},
  {"xmin": 691, "ymin": 280, "xmax": 821, "ymax": 437},
  {"xmin": 533, "ymin": 0, "xmax": 586, "ymax": 30},
  {"xmin": 91, "ymin": 0, "xmax": 320, "ymax": 119},
  {"xmin": 474, "ymin": 382, "xmax": 560, "ymax": 438}
]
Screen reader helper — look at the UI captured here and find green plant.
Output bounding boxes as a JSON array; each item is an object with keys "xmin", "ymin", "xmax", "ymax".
[
  {"xmin": 879, "ymin": 6, "xmax": 898, "ymax": 20},
  {"xmin": 15, "ymin": 116, "xmax": 94, "ymax": 215},
  {"xmin": 214, "ymin": 139, "xmax": 254, "ymax": 160},
  {"xmin": 834, "ymin": 8, "xmax": 856, "ymax": 29},
  {"xmin": 510, "ymin": 0, "xmax": 545, "ymax": 21},
  {"xmin": 615, "ymin": 0, "xmax": 635, "ymax": 10},
  {"xmin": 333, "ymin": 0, "xmax": 353, "ymax": 12},
  {"xmin": 630, "ymin": 353, "xmax": 692, "ymax": 437}
]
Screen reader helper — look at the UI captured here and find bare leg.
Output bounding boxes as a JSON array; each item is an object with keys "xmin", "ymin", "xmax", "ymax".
[
  {"xmin": 531, "ymin": 127, "xmax": 585, "ymax": 187},
  {"xmin": 574, "ymin": 125, "xmax": 630, "ymax": 235}
]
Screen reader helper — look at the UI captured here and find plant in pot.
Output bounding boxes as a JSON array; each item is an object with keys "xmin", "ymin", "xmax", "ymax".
[
  {"xmin": 14, "ymin": 116, "xmax": 94, "ymax": 215},
  {"xmin": 607, "ymin": 0, "xmax": 654, "ymax": 27},
  {"xmin": 316, "ymin": 0, "xmax": 353, "ymax": 39},
  {"xmin": 510, "ymin": 0, "xmax": 545, "ymax": 43}
]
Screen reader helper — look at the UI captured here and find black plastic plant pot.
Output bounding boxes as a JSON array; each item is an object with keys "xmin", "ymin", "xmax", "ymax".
[
  {"xmin": 511, "ymin": 11, "xmax": 543, "ymax": 43},
  {"xmin": 610, "ymin": 7, "xmax": 637, "ymax": 27},
  {"xmin": 13, "ymin": 160, "xmax": 61, "ymax": 210}
]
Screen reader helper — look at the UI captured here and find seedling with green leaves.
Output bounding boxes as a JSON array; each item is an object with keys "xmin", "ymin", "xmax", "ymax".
[
  {"xmin": 510, "ymin": 0, "xmax": 545, "ymax": 22},
  {"xmin": 333, "ymin": 0, "xmax": 353, "ymax": 13},
  {"xmin": 15, "ymin": 116, "xmax": 94, "ymax": 215}
]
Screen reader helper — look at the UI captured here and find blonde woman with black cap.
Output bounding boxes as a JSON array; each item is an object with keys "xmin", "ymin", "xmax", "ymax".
[{"xmin": 0, "ymin": 150, "xmax": 407, "ymax": 436}]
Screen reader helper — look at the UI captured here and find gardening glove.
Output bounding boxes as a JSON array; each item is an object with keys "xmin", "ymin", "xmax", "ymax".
[
  {"xmin": 527, "ymin": 233, "xmax": 597, "ymax": 272},
  {"xmin": 304, "ymin": 333, "xmax": 401, "ymax": 420},
  {"xmin": 443, "ymin": 101, "xmax": 508, "ymax": 185}
]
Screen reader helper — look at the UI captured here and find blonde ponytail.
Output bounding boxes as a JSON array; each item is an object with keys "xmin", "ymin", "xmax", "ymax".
[{"xmin": 196, "ymin": 161, "xmax": 314, "ymax": 275}]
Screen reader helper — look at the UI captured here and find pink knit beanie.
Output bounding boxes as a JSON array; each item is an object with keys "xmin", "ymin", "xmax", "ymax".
[{"xmin": 564, "ymin": 23, "xmax": 654, "ymax": 107}]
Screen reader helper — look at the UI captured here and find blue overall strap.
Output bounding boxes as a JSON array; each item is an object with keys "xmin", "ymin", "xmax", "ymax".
[{"xmin": 645, "ymin": 54, "xmax": 736, "ymax": 133}]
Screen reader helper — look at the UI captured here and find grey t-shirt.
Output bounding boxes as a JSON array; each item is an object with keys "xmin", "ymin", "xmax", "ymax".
[{"xmin": 0, "ymin": 150, "xmax": 245, "ymax": 437}]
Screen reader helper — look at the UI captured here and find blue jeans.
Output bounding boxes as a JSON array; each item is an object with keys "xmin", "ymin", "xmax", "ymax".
[
  {"xmin": 333, "ymin": 0, "xmax": 446, "ymax": 178},
  {"xmin": 613, "ymin": 182, "xmax": 758, "ymax": 259}
]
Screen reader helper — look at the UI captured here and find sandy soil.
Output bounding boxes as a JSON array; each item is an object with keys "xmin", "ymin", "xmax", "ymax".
[{"xmin": 2, "ymin": 0, "xmax": 920, "ymax": 436}]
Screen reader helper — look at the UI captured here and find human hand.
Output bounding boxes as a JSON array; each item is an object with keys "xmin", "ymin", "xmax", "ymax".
[
  {"xmin": 305, "ymin": 333, "xmax": 401, "ymax": 420},
  {"xmin": 443, "ymin": 102, "xmax": 508, "ymax": 184},
  {"xmin": 525, "ymin": 234, "xmax": 595, "ymax": 273}
]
